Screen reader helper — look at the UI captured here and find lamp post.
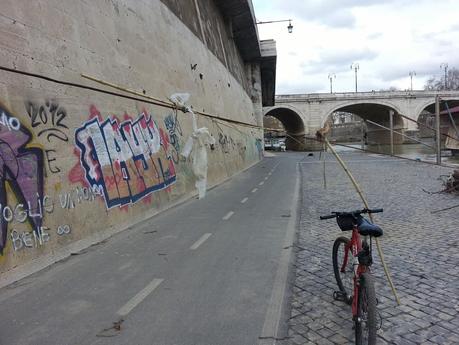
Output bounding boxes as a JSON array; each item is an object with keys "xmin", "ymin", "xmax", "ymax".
[
  {"xmin": 440, "ymin": 63, "xmax": 448, "ymax": 90},
  {"xmin": 350, "ymin": 62, "xmax": 359, "ymax": 92},
  {"xmin": 409, "ymin": 71, "xmax": 416, "ymax": 91},
  {"xmin": 256, "ymin": 19, "xmax": 293, "ymax": 33},
  {"xmin": 328, "ymin": 73, "xmax": 336, "ymax": 93}
]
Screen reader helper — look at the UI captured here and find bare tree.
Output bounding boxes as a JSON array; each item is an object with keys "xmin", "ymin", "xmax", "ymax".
[{"xmin": 424, "ymin": 67, "xmax": 459, "ymax": 90}]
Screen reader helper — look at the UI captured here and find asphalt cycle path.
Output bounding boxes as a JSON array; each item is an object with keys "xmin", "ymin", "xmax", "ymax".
[{"xmin": 0, "ymin": 152, "xmax": 304, "ymax": 345}]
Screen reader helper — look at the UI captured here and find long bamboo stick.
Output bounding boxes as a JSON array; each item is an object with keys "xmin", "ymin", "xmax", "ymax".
[{"xmin": 324, "ymin": 138, "xmax": 401, "ymax": 306}]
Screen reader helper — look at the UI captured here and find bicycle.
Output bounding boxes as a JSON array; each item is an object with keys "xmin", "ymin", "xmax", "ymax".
[{"xmin": 320, "ymin": 208, "xmax": 383, "ymax": 345}]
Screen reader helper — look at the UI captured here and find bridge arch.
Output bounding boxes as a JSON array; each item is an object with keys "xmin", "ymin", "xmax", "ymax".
[
  {"xmin": 321, "ymin": 100, "xmax": 403, "ymax": 127},
  {"xmin": 263, "ymin": 105, "xmax": 307, "ymax": 150},
  {"xmin": 414, "ymin": 97, "xmax": 459, "ymax": 121},
  {"xmin": 323, "ymin": 101, "xmax": 405, "ymax": 145}
]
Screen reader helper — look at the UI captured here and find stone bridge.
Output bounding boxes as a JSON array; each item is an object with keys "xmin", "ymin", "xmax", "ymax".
[{"xmin": 263, "ymin": 90, "xmax": 459, "ymax": 150}]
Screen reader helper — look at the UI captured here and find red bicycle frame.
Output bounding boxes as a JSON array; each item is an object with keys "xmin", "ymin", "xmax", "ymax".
[{"xmin": 340, "ymin": 224, "xmax": 369, "ymax": 317}]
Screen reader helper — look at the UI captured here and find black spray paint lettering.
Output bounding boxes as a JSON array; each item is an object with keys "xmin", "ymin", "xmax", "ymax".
[
  {"xmin": 25, "ymin": 100, "xmax": 69, "ymax": 174},
  {"xmin": 45, "ymin": 149, "xmax": 60, "ymax": 173},
  {"xmin": 10, "ymin": 226, "xmax": 50, "ymax": 251}
]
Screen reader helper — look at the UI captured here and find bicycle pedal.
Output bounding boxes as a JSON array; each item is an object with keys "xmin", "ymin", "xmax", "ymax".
[{"xmin": 333, "ymin": 291, "xmax": 349, "ymax": 302}]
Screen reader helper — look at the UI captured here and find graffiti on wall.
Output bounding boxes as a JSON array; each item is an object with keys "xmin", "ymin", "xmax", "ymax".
[
  {"xmin": 255, "ymin": 138, "xmax": 263, "ymax": 159},
  {"xmin": 25, "ymin": 100, "xmax": 70, "ymax": 174},
  {"xmin": 75, "ymin": 107, "xmax": 176, "ymax": 209},
  {"xmin": 0, "ymin": 105, "xmax": 45, "ymax": 254},
  {"xmin": 164, "ymin": 112, "xmax": 183, "ymax": 163},
  {"xmin": 218, "ymin": 132, "xmax": 236, "ymax": 154}
]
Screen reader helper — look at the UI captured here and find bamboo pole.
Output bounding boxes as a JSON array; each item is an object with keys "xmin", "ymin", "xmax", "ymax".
[
  {"xmin": 81, "ymin": 73, "xmax": 262, "ymax": 130},
  {"xmin": 81, "ymin": 73, "xmax": 173, "ymax": 108},
  {"xmin": 323, "ymin": 138, "xmax": 401, "ymax": 306},
  {"xmin": 435, "ymin": 96, "xmax": 441, "ymax": 165}
]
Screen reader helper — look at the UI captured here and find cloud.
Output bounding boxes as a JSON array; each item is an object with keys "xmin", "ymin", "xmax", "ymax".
[
  {"xmin": 256, "ymin": 0, "xmax": 401, "ymax": 28},
  {"xmin": 298, "ymin": 48, "xmax": 378, "ymax": 75},
  {"xmin": 253, "ymin": 0, "xmax": 459, "ymax": 93}
]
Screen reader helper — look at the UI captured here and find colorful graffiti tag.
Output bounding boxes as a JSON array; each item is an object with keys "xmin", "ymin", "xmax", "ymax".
[
  {"xmin": 0, "ymin": 106, "xmax": 44, "ymax": 254},
  {"xmin": 75, "ymin": 109, "xmax": 176, "ymax": 209}
]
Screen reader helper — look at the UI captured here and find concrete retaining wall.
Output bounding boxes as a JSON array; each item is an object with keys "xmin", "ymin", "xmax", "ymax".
[{"xmin": 0, "ymin": 0, "xmax": 263, "ymax": 286}]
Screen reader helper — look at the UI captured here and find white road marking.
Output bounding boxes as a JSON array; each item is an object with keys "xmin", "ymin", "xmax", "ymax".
[
  {"xmin": 241, "ymin": 197, "xmax": 248, "ymax": 204},
  {"xmin": 117, "ymin": 278, "xmax": 164, "ymax": 316},
  {"xmin": 251, "ymin": 188, "xmax": 258, "ymax": 193},
  {"xmin": 258, "ymin": 163, "xmax": 299, "ymax": 345},
  {"xmin": 190, "ymin": 233, "xmax": 212, "ymax": 250},
  {"xmin": 222, "ymin": 211, "xmax": 234, "ymax": 220},
  {"xmin": 299, "ymin": 159, "xmax": 401, "ymax": 164},
  {"xmin": 259, "ymin": 181, "xmax": 265, "ymax": 186},
  {"xmin": 268, "ymin": 172, "xmax": 272, "ymax": 176},
  {"xmin": 270, "ymin": 162, "xmax": 280, "ymax": 173},
  {"xmin": 264, "ymin": 176, "xmax": 269, "ymax": 180}
]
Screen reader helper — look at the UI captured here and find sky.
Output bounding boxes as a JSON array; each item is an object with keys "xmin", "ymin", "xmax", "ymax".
[{"xmin": 252, "ymin": 0, "xmax": 459, "ymax": 95}]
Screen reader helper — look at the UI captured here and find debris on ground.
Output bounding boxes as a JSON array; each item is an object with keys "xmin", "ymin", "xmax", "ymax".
[
  {"xmin": 96, "ymin": 319, "xmax": 124, "ymax": 337},
  {"xmin": 423, "ymin": 169, "xmax": 459, "ymax": 194},
  {"xmin": 445, "ymin": 169, "xmax": 459, "ymax": 193}
]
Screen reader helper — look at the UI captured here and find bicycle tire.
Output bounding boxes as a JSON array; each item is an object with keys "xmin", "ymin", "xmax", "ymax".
[
  {"xmin": 332, "ymin": 236, "xmax": 353, "ymax": 303},
  {"xmin": 355, "ymin": 272, "xmax": 377, "ymax": 345}
]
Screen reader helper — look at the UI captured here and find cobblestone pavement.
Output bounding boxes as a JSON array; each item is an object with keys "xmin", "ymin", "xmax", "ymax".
[{"xmin": 282, "ymin": 151, "xmax": 459, "ymax": 345}]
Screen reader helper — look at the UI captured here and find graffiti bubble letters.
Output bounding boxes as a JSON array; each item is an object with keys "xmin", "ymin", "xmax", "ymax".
[
  {"xmin": 0, "ymin": 106, "xmax": 45, "ymax": 254},
  {"xmin": 75, "ymin": 111, "xmax": 176, "ymax": 209}
]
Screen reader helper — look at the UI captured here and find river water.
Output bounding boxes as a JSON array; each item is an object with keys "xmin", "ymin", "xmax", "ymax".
[{"xmin": 333, "ymin": 141, "xmax": 459, "ymax": 167}]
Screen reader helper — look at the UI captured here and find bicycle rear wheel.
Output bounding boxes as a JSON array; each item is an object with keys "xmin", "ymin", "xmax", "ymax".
[
  {"xmin": 355, "ymin": 272, "xmax": 377, "ymax": 345},
  {"xmin": 332, "ymin": 236, "xmax": 353, "ymax": 303}
]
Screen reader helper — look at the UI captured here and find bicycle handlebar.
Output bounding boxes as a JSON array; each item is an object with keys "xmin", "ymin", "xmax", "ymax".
[
  {"xmin": 319, "ymin": 214, "xmax": 336, "ymax": 220},
  {"xmin": 319, "ymin": 208, "xmax": 383, "ymax": 220}
]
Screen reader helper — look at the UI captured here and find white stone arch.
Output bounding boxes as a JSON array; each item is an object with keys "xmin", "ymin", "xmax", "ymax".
[
  {"xmin": 319, "ymin": 99, "xmax": 404, "ymax": 127},
  {"xmin": 414, "ymin": 96, "xmax": 459, "ymax": 121},
  {"xmin": 263, "ymin": 104, "xmax": 307, "ymax": 135},
  {"xmin": 414, "ymin": 98, "xmax": 436, "ymax": 121},
  {"xmin": 263, "ymin": 103, "xmax": 305, "ymax": 119}
]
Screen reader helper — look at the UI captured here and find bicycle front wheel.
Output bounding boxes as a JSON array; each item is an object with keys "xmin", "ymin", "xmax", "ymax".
[
  {"xmin": 355, "ymin": 272, "xmax": 377, "ymax": 345},
  {"xmin": 332, "ymin": 236, "xmax": 353, "ymax": 302}
]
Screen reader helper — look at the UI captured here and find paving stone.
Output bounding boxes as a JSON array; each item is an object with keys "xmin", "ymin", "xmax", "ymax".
[{"xmin": 282, "ymin": 152, "xmax": 458, "ymax": 345}]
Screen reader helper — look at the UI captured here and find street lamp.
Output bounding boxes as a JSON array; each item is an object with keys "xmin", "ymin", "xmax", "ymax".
[
  {"xmin": 256, "ymin": 19, "xmax": 293, "ymax": 33},
  {"xmin": 440, "ymin": 63, "xmax": 448, "ymax": 90},
  {"xmin": 350, "ymin": 62, "xmax": 359, "ymax": 92},
  {"xmin": 409, "ymin": 71, "xmax": 416, "ymax": 91},
  {"xmin": 328, "ymin": 73, "xmax": 336, "ymax": 93}
]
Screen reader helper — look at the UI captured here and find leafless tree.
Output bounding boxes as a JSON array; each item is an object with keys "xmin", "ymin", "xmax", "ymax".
[{"xmin": 424, "ymin": 67, "xmax": 459, "ymax": 90}]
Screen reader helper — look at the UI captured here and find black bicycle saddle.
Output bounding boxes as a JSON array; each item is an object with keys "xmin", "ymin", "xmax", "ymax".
[{"xmin": 357, "ymin": 217, "xmax": 383, "ymax": 237}]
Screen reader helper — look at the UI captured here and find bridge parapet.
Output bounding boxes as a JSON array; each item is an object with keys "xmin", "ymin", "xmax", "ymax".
[{"xmin": 275, "ymin": 90, "xmax": 459, "ymax": 103}]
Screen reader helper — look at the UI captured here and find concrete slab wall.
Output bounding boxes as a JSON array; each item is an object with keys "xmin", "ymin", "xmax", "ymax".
[{"xmin": 0, "ymin": 0, "xmax": 263, "ymax": 285}]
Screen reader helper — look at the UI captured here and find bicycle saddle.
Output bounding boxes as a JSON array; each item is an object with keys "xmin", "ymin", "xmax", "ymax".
[{"xmin": 357, "ymin": 217, "xmax": 383, "ymax": 237}]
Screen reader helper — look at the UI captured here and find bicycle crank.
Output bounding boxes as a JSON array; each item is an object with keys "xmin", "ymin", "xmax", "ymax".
[{"xmin": 333, "ymin": 291, "xmax": 351, "ymax": 304}]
